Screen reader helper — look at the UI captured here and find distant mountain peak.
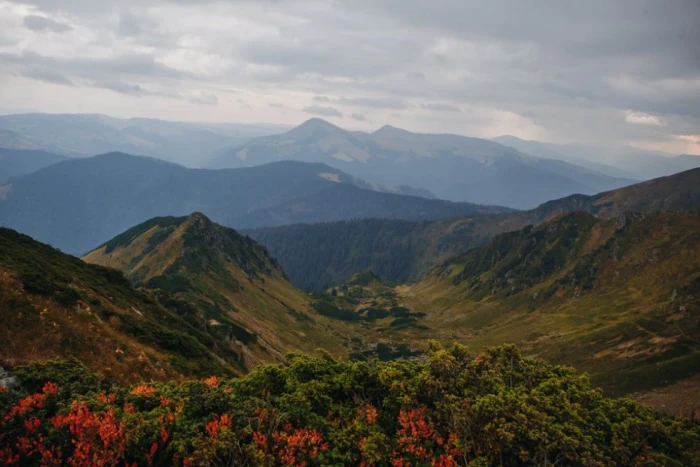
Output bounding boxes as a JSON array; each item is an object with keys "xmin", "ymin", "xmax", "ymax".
[
  {"xmin": 372, "ymin": 124, "xmax": 410, "ymax": 136},
  {"xmin": 184, "ymin": 211, "xmax": 212, "ymax": 225},
  {"xmin": 301, "ymin": 117, "xmax": 335, "ymax": 127},
  {"xmin": 286, "ymin": 118, "xmax": 343, "ymax": 138}
]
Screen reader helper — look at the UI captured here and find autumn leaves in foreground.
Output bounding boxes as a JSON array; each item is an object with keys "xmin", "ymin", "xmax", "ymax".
[{"xmin": 2, "ymin": 345, "xmax": 699, "ymax": 466}]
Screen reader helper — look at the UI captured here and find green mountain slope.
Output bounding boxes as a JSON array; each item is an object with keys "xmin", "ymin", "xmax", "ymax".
[
  {"xmin": 402, "ymin": 211, "xmax": 700, "ymax": 400},
  {"xmin": 0, "ymin": 227, "xmax": 244, "ymax": 384},
  {"xmin": 83, "ymin": 213, "xmax": 349, "ymax": 368},
  {"xmin": 248, "ymin": 167, "xmax": 700, "ymax": 290}
]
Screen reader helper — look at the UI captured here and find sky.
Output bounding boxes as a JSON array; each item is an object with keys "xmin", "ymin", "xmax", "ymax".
[{"xmin": 0, "ymin": 0, "xmax": 699, "ymax": 155}]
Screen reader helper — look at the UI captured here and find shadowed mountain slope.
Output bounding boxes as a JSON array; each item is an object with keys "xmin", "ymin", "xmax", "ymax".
[
  {"xmin": 248, "ymin": 167, "xmax": 700, "ymax": 289},
  {"xmin": 0, "ymin": 152, "xmax": 506, "ymax": 255}
]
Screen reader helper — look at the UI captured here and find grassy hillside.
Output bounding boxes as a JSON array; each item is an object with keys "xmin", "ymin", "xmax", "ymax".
[
  {"xmin": 249, "ymin": 167, "xmax": 700, "ymax": 290},
  {"xmin": 402, "ymin": 211, "xmax": 700, "ymax": 403},
  {"xmin": 83, "ymin": 213, "xmax": 350, "ymax": 368},
  {"xmin": 0, "ymin": 227, "xmax": 244, "ymax": 384}
]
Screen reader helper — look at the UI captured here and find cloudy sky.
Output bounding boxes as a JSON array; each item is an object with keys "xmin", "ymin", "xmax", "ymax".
[{"xmin": 0, "ymin": 0, "xmax": 698, "ymax": 154}]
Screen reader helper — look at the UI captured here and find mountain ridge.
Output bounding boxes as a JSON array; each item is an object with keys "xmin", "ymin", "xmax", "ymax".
[
  {"xmin": 0, "ymin": 153, "xmax": 506, "ymax": 255},
  {"xmin": 83, "ymin": 212, "xmax": 351, "ymax": 368},
  {"xmin": 493, "ymin": 134, "xmax": 700, "ymax": 180},
  {"xmin": 0, "ymin": 112, "xmax": 290, "ymax": 166},
  {"xmin": 210, "ymin": 118, "xmax": 635, "ymax": 208},
  {"xmin": 247, "ymin": 167, "xmax": 700, "ymax": 289}
]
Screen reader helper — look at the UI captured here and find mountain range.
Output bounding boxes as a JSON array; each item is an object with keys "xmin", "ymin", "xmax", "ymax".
[
  {"xmin": 248, "ymin": 167, "xmax": 700, "ymax": 290},
  {"xmin": 0, "ymin": 113, "xmax": 290, "ymax": 166},
  {"xmin": 209, "ymin": 118, "xmax": 636, "ymax": 209},
  {"xmin": 1, "ymin": 180, "xmax": 698, "ymax": 413},
  {"xmin": 1, "ymin": 111, "xmax": 699, "ymax": 418},
  {"xmin": 0, "ymin": 152, "xmax": 508, "ymax": 255},
  {"xmin": 493, "ymin": 135, "xmax": 700, "ymax": 181}
]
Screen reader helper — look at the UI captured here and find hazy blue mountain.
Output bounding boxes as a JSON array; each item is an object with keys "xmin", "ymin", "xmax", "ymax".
[
  {"xmin": 0, "ymin": 148, "xmax": 68, "ymax": 183},
  {"xmin": 492, "ymin": 135, "xmax": 637, "ymax": 179},
  {"xmin": 208, "ymin": 118, "xmax": 635, "ymax": 209},
  {"xmin": 0, "ymin": 113, "xmax": 290, "ymax": 167},
  {"xmin": 0, "ymin": 152, "xmax": 508, "ymax": 255},
  {"xmin": 0, "ymin": 129, "xmax": 56, "ymax": 152},
  {"xmin": 230, "ymin": 183, "xmax": 508, "ymax": 228},
  {"xmin": 493, "ymin": 135, "xmax": 700, "ymax": 180}
]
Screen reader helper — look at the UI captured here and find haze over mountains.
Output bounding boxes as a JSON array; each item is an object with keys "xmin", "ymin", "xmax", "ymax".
[
  {"xmin": 3, "ymin": 112, "xmax": 699, "ymax": 212},
  {"xmin": 0, "ymin": 113, "xmax": 289, "ymax": 166},
  {"xmin": 494, "ymin": 135, "xmax": 700, "ymax": 181},
  {"xmin": 209, "ymin": 118, "xmax": 636, "ymax": 208}
]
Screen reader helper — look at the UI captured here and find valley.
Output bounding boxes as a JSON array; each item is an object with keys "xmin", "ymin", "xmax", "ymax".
[
  {"xmin": 2, "ymin": 3, "xmax": 700, "ymax": 463},
  {"xmin": 290, "ymin": 211, "xmax": 700, "ymax": 413},
  {"xmin": 0, "ymin": 121, "xmax": 700, "ymax": 466}
]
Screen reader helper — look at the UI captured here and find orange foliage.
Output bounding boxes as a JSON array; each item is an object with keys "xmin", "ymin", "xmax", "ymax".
[
  {"xmin": 130, "ymin": 384, "xmax": 156, "ymax": 397},
  {"xmin": 203, "ymin": 375, "xmax": 219, "ymax": 388}
]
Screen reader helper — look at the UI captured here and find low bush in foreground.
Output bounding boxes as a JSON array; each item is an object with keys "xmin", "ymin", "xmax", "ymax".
[{"xmin": 1, "ymin": 344, "xmax": 698, "ymax": 466}]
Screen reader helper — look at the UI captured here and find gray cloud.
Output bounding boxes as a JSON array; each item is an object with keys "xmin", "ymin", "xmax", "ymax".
[
  {"xmin": 423, "ymin": 103, "xmax": 460, "ymax": 112},
  {"xmin": 22, "ymin": 68, "xmax": 74, "ymax": 86},
  {"xmin": 337, "ymin": 97, "xmax": 406, "ymax": 109},
  {"xmin": 303, "ymin": 105, "xmax": 342, "ymax": 117},
  {"xmin": 189, "ymin": 92, "xmax": 218, "ymax": 105},
  {"xmin": 351, "ymin": 113, "xmax": 367, "ymax": 121},
  {"xmin": 117, "ymin": 12, "xmax": 156, "ymax": 37},
  {"xmin": 310, "ymin": 95, "xmax": 406, "ymax": 110},
  {"xmin": 2, "ymin": 0, "xmax": 699, "ymax": 154},
  {"xmin": 23, "ymin": 15, "xmax": 73, "ymax": 33},
  {"xmin": 0, "ymin": 50, "xmax": 185, "ymax": 79},
  {"xmin": 93, "ymin": 80, "xmax": 148, "ymax": 96},
  {"xmin": 0, "ymin": 50, "xmax": 188, "ymax": 98}
]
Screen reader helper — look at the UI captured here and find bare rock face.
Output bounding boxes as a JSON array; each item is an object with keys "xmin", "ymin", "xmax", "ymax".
[{"xmin": 616, "ymin": 212, "xmax": 645, "ymax": 231}]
